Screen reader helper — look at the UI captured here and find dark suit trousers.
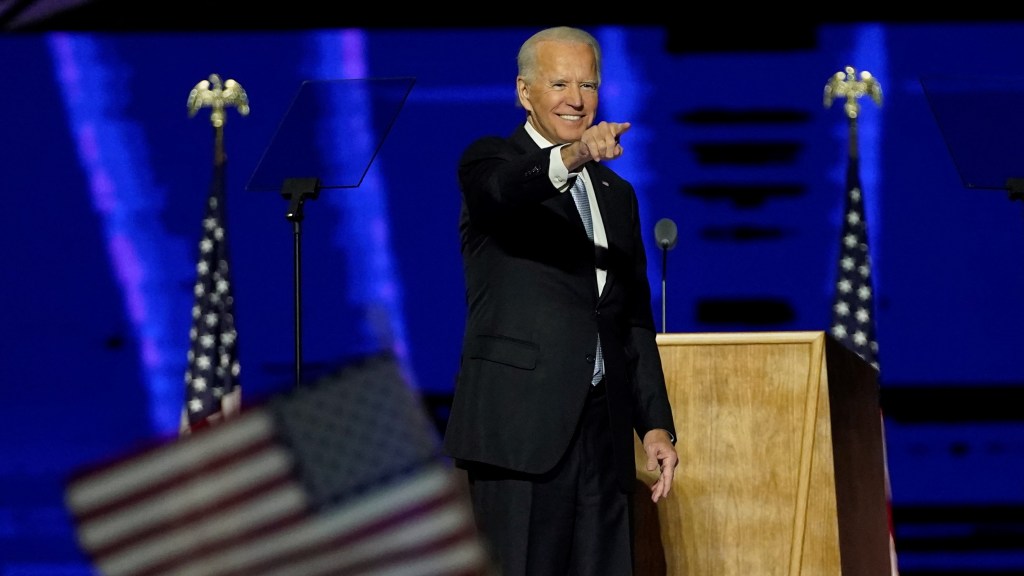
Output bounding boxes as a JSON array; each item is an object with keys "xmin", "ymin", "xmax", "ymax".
[{"xmin": 465, "ymin": 381, "xmax": 635, "ymax": 576}]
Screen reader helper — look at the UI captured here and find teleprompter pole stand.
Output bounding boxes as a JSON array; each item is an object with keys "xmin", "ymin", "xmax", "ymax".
[
  {"xmin": 281, "ymin": 177, "xmax": 321, "ymax": 389},
  {"xmin": 249, "ymin": 77, "xmax": 415, "ymax": 390}
]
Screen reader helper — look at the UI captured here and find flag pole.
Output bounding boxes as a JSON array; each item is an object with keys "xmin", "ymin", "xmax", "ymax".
[
  {"xmin": 824, "ymin": 65, "xmax": 898, "ymax": 575},
  {"xmin": 180, "ymin": 74, "xmax": 249, "ymax": 435}
]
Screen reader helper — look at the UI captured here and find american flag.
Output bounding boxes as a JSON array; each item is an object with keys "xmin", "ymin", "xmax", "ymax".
[
  {"xmin": 181, "ymin": 160, "xmax": 241, "ymax": 434},
  {"xmin": 65, "ymin": 354, "xmax": 491, "ymax": 576},
  {"xmin": 829, "ymin": 149, "xmax": 899, "ymax": 575}
]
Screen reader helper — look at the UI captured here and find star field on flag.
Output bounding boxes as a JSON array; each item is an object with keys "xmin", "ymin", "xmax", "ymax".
[
  {"xmin": 183, "ymin": 161, "xmax": 241, "ymax": 433},
  {"xmin": 830, "ymin": 154, "xmax": 879, "ymax": 372}
]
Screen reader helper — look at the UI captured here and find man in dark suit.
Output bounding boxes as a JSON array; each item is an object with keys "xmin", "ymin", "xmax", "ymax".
[{"xmin": 442, "ymin": 26, "xmax": 679, "ymax": 576}]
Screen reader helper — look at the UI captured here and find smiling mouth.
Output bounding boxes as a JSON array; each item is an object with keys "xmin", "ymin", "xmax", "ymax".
[{"xmin": 559, "ymin": 114, "xmax": 583, "ymax": 121}]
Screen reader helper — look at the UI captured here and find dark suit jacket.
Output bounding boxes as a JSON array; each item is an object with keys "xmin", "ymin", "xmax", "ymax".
[{"xmin": 443, "ymin": 125, "xmax": 676, "ymax": 492}]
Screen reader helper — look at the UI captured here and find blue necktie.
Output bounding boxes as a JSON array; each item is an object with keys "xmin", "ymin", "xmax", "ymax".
[{"xmin": 571, "ymin": 176, "xmax": 604, "ymax": 386}]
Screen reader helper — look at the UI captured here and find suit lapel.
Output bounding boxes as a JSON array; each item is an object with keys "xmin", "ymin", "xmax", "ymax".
[
  {"xmin": 588, "ymin": 164, "xmax": 620, "ymax": 302},
  {"xmin": 509, "ymin": 130, "xmax": 620, "ymax": 301},
  {"xmin": 511, "ymin": 126, "xmax": 588, "ymax": 232}
]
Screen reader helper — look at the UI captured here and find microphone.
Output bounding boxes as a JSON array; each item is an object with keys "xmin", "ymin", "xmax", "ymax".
[
  {"xmin": 654, "ymin": 218, "xmax": 678, "ymax": 250},
  {"xmin": 653, "ymin": 218, "xmax": 678, "ymax": 333}
]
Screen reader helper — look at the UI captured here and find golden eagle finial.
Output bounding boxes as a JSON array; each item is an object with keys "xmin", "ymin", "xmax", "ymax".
[
  {"xmin": 824, "ymin": 66, "xmax": 882, "ymax": 119},
  {"xmin": 187, "ymin": 73, "xmax": 250, "ymax": 128}
]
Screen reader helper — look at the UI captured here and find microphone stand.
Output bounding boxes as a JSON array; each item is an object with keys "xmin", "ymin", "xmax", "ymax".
[
  {"xmin": 660, "ymin": 242, "xmax": 669, "ymax": 333},
  {"xmin": 654, "ymin": 217, "xmax": 677, "ymax": 334}
]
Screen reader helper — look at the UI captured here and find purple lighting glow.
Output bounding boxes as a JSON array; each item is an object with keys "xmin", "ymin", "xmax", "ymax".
[{"xmin": 49, "ymin": 32, "xmax": 190, "ymax": 435}]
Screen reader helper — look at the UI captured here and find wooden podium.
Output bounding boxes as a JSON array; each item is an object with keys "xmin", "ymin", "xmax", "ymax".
[{"xmin": 633, "ymin": 331, "xmax": 890, "ymax": 576}]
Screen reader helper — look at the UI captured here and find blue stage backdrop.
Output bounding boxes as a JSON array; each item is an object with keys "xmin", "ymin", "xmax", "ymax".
[{"xmin": 2, "ymin": 23, "xmax": 1023, "ymax": 574}]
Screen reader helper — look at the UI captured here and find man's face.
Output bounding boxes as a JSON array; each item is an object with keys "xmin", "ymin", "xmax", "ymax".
[{"xmin": 517, "ymin": 40, "xmax": 598, "ymax": 145}]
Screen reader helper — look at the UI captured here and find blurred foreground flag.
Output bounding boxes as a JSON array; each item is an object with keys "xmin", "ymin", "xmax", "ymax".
[{"xmin": 65, "ymin": 354, "xmax": 491, "ymax": 576}]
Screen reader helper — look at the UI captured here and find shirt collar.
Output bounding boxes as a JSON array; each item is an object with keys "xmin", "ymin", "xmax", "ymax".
[{"xmin": 524, "ymin": 120, "xmax": 554, "ymax": 149}]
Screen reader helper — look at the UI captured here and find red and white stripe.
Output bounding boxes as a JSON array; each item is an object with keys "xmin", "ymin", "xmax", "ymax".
[{"xmin": 66, "ymin": 411, "xmax": 488, "ymax": 576}]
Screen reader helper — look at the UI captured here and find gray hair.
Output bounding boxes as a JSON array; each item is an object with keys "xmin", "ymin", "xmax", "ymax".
[{"xmin": 517, "ymin": 26, "xmax": 602, "ymax": 86}]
